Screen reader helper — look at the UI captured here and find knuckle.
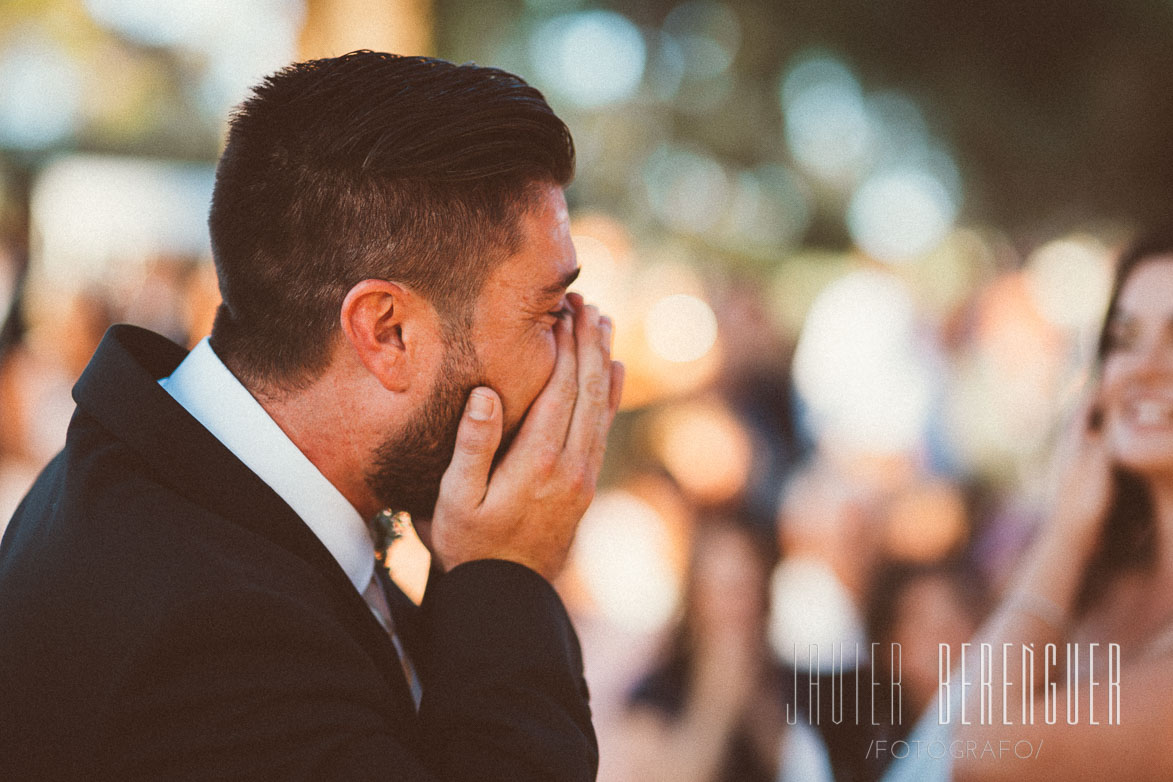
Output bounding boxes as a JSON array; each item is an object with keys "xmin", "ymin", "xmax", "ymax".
[
  {"xmin": 535, "ymin": 445, "xmax": 560, "ymax": 476},
  {"xmin": 558, "ymin": 369, "xmax": 579, "ymax": 397},
  {"xmin": 565, "ymin": 465, "xmax": 591, "ymax": 494},
  {"xmin": 584, "ymin": 375, "xmax": 608, "ymax": 403}
]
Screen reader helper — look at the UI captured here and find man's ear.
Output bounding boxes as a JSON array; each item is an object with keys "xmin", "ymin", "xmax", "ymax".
[{"xmin": 340, "ymin": 279, "xmax": 425, "ymax": 392}]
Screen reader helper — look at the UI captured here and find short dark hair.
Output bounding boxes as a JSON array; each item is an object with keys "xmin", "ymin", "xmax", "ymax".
[{"xmin": 208, "ymin": 51, "xmax": 575, "ymax": 389}]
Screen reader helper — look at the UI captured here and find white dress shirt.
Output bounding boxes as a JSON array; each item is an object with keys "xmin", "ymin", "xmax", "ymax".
[
  {"xmin": 160, "ymin": 338, "xmax": 373, "ymax": 593},
  {"xmin": 159, "ymin": 337, "xmax": 421, "ymax": 705}
]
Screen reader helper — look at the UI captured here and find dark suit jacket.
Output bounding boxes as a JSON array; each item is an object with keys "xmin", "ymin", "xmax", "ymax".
[{"xmin": 0, "ymin": 325, "xmax": 598, "ymax": 781}]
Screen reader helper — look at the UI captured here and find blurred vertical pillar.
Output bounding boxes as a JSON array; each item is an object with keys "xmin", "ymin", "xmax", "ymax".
[{"xmin": 298, "ymin": 0, "xmax": 433, "ymax": 59}]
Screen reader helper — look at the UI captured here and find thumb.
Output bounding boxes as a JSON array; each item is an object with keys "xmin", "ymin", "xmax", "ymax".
[{"xmin": 437, "ymin": 388, "xmax": 502, "ymax": 512}]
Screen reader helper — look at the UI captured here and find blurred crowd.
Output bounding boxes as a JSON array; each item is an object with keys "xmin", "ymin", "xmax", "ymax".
[
  {"xmin": 0, "ymin": 204, "xmax": 1123, "ymax": 781},
  {"xmin": 5, "ymin": 0, "xmax": 1173, "ymax": 779},
  {"xmin": 0, "ymin": 239, "xmax": 220, "ymax": 524}
]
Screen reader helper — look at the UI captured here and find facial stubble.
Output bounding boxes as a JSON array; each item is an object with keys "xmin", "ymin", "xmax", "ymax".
[{"xmin": 365, "ymin": 332, "xmax": 517, "ymax": 521}]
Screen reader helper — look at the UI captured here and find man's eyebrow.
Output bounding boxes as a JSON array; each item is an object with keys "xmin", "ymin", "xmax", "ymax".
[{"xmin": 542, "ymin": 267, "xmax": 581, "ymax": 297}]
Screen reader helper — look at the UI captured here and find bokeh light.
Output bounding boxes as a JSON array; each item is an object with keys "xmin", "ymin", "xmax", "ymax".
[
  {"xmin": 84, "ymin": 0, "xmax": 221, "ymax": 48},
  {"xmin": 769, "ymin": 556, "xmax": 868, "ymax": 671},
  {"xmin": 644, "ymin": 293, "xmax": 718, "ymax": 363},
  {"xmin": 650, "ymin": 399, "xmax": 752, "ymax": 504},
  {"xmin": 882, "ymin": 480, "xmax": 968, "ymax": 563},
  {"xmin": 30, "ymin": 155, "xmax": 215, "ymax": 292},
  {"xmin": 662, "ymin": 0, "xmax": 741, "ymax": 80},
  {"xmin": 944, "ymin": 272, "xmax": 1067, "ymax": 471},
  {"xmin": 793, "ymin": 269, "xmax": 937, "ymax": 454},
  {"xmin": 767, "ymin": 250, "xmax": 853, "ymax": 337},
  {"xmin": 643, "ymin": 144, "xmax": 730, "ymax": 234},
  {"xmin": 1025, "ymin": 235, "xmax": 1113, "ymax": 331},
  {"xmin": 197, "ymin": 12, "xmax": 304, "ymax": 118},
  {"xmin": 0, "ymin": 32, "xmax": 83, "ymax": 150},
  {"xmin": 570, "ymin": 213, "xmax": 636, "ymax": 317},
  {"xmin": 616, "ymin": 260, "xmax": 721, "ymax": 407},
  {"xmin": 530, "ymin": 10, "xmax": 646, "ymax": 109},
  {"xmin": 903, "ymin": 228, "xmax": 998, "ymax": 319},
  {"xmin": 847, "ymin": 167, "xmax": 958, "ymax": 263},
  {"xmin": 82, "ymin": 0, "xmax": 304, "ymax": 120},
  {"xmin": 780, "ymin": 51, "xmax": 874, "ymax": 182},
  {"xmin": 571, "ymin": 490, "xmax": 681, "ymax": 633}
]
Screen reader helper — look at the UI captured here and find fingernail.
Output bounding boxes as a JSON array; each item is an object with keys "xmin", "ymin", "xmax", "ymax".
[{"xmin": 468, "ymin": 390, "xmax": 494, "ymax": 421}]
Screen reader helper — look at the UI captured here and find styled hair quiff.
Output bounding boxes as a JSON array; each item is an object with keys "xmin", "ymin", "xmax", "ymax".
[{"xmin": 208, "ymin": 51, "xmax": 575, "ymax": 390}]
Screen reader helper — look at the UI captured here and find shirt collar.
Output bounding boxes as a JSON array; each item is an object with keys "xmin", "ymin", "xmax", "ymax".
[{"xmin": 159, "ymin": 337, "xmax": 374, "ymax": 594}]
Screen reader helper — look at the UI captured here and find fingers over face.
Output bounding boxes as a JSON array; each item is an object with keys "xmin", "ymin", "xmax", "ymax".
[
  {"xmin": 583, "ymin": 359, "xmax": 625, "ymax": 480},
  {"xmin": 499, "ymin": 310, "xmax": 579, "ymax": 475},
  {"xmin": 436, "ymin": 387, "xmax": 502, "ymax": 512},
  {"xmin": 566, "ymin": 304, "xmax": 615, "ymax": 466},
  {"xmin": 608, "ymin": 359, "xmax": 625, "ymax": 422},
  {"xmin": 490, "ymin": 295, "xmax": 622, "ymax": 497}
]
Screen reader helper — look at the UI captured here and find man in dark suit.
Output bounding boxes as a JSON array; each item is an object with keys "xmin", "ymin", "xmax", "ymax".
[{"xmin": 0, "ymin": 51, "xmax": 623, "ymax": 780}]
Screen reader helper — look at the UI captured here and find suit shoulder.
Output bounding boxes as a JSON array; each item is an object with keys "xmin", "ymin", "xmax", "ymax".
[{"xmin": 0, "ymin": 408, "xmax": 331, "ymax": 652}]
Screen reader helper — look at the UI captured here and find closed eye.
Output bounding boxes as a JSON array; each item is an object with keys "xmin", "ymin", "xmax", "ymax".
[
  {"xmin": 546, "ymin": 292, "xmax": 572, "ymax": 319},
  {"xmin": 536, "ymin": 300, "xmax": 571, "ymax": 332}
]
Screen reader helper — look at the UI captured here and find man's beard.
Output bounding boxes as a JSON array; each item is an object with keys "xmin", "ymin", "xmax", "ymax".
[{"xmin": 364, "ymin": 331, "xmax": 506, "ymax": 521}]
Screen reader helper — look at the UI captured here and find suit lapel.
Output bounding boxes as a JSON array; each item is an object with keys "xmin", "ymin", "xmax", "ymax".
[{"xmin": 73, "ymin": 325, "xmax": 418, "ymax": 721}]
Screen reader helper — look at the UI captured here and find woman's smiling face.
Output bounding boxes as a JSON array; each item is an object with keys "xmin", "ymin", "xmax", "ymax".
[{"xmin": 1101, "ymin": 257, "xmax": 1173, "ymax": 480}]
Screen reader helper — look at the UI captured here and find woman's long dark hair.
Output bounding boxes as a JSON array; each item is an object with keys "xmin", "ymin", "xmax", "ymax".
[
  {"xmin": 665, "ymin": 518, "xmax": 777, "ymax": 667},
  {"xmin": 1074, "ymin": 234, "xmax": 1173, "ymax": 612}
]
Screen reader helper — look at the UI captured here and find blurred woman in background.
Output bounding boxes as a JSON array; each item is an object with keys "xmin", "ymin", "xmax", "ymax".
[
  {"xmin": 619, "ymin": 519, "xmax": 793, "ymax": 782},
  {"xmin": 935, "ymin": 235, "xmax": 1173, "ymax": 780},
  {"xmin": 866, "ymin": 562, "xmax": 982, "ymax": 734}
]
